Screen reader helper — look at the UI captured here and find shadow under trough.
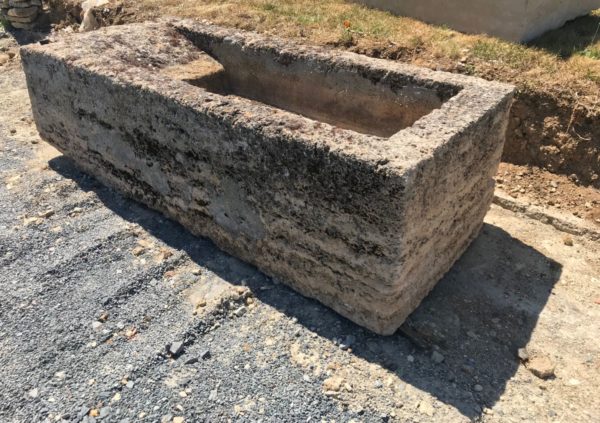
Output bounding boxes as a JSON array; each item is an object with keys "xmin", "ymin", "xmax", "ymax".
[{"xmin": 49, "ymin": 154, "xmax": 562, "ymax": 419}]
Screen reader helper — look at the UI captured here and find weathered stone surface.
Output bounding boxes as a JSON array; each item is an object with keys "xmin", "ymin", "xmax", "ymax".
[
  {"xmin": 21, "ymin": 21, "xmax": 514, "ymax": 334},
  {"xmin": 6, "ymin": 12, "xmax": 36, "ymax": 23},
  {"xmin": 8, "ymin": 0, "xmax": 40, "ymax": 7},
  {"xmin": 7, "ymin": 5, "xmax": 36, "ymax": 16},
  {"xmin": 8, "ymin": 20, "xmax": 36, "ymax": 29},
  {"xmin": 354, "ymin": 0, "xmax": 600, "ymax": 42},
  {"xmin": 160, "ymin": 53, "xmax": 225, "ymax": 88},
  {"xmin": 526, "ymin": 355, "xmax": 556, "ymax": 379}
]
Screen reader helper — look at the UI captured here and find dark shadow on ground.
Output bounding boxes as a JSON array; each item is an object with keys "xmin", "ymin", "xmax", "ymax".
[
  {"xmin": 4, "ymin": 27, "xmax": 50, "ymax": 46},
  {"xmin": 49, "ymin": 155, "xmax": 562, "ymax": 419},
  {"xmin": 530, "ymin": 13, "xmax": 600, "ymax": 59}
]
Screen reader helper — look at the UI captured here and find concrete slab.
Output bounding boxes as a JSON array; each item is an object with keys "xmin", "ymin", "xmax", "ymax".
[{"xmin": 355, "ymin": 0, "xmax": 600, "ymax": 42}]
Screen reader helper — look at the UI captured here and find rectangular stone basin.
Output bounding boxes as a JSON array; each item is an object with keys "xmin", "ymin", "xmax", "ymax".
[
  {"xmin": 355, "ymin": 0, "xmax": 600, "ymax": 42},
  {"xmin": 21, "ymin": 20, "xmax": 514, "ymax": 335}
]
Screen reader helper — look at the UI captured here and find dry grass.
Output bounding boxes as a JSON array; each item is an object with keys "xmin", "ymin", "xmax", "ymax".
[{"xmin": 132, "ymin": 0, "xmax": 599, "ymax": 109}]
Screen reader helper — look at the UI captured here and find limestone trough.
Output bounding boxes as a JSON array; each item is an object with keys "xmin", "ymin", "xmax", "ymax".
[{"xmin": 21, "ymin": 21, "xmax": 514, "ymax": 334}]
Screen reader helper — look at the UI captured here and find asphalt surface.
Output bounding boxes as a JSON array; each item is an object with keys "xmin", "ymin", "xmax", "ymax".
[{"xmin": 1, "ymin": 29, "xmax": 599, "ymax": 423}]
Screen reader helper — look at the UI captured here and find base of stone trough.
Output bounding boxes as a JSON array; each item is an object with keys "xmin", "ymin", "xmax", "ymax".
[
  {"xmin": 354, "ymin": 0, "xmax": 600, "ymax": 42},
  {"xmin": 21, "ymin": 20, "xmax": 514, "ymax": 335}
]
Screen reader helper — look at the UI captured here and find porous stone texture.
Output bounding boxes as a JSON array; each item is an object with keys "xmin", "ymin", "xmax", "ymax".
[
  {"xmin": 21, "ymin": 20, "xmax": 514, "ymax": 335},
  {"xmin": 355, "ymin": 0, "xmax": 600, "ymax": 42}
]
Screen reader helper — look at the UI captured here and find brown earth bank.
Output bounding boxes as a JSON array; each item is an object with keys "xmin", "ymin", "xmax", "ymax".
[
  {"xmin": 496, "ymin": 162, "xmax": 600, "ymax": 227},
  {"xmin": 504, "ymin": 91, "xmax": 599, "ymax": 187}
]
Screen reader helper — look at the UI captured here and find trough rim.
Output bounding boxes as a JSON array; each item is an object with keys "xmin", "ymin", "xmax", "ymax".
[{"xmin": 20, "ymin": 19, "xmax": 515, "ymax": 181}]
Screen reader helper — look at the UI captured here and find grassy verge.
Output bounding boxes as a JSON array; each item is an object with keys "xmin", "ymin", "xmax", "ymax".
[{"xmin": 0, "ymin": 15, "xmax": 8, "ymax": 32}]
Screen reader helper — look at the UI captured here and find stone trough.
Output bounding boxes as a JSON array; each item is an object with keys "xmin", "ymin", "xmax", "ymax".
[{"xmin": 21, "ymin": 21, "xmax": 514, "ymax": 335}]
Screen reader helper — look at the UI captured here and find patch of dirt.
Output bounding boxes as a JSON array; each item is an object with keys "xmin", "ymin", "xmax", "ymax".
[
  {"xmin": 46, "ymin": 0, "xmax": 82, "ymax": 30},
  {"xmin": 497, "ymin": 162, "xmax": 600, "ymax": 226},
  {"xmin": 504, "ymin": 92, "xmax": 600, "ymax": 188},
  {"xmin": 46, "ymin": 0, "xmax": 138, "ymax": 31},
  {"xmin": 346, "ymin": 39, "xmax": 422, "ymax": 61}
]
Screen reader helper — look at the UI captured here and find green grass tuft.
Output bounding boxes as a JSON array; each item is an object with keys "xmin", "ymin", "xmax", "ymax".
[
  {"xmin": 0, "ymin": 16, "xmax": 9, "ymax": 31},
  {"xmin": 471, "ymin": 40, "xmax": 536, "ymax": 68}
]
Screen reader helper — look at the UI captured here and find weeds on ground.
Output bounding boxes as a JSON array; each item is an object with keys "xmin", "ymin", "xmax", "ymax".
[
  {"xmin": 472, "ymin": 39, "xmax": 539, "ymax": 69},
  {"xmin": 582, "ymin": 46, "xmax": 600, "ymax": 60},
  {"xmin": 585, "ymin": 68, "xmax": 600, "ymax": 83},
  {"xmin": 0, "ymin": 16, "xmax": 8, "ymax": 32},
  {"xmin": 580, "ymin": 22, "xmax": 600, "ymax": 60}
]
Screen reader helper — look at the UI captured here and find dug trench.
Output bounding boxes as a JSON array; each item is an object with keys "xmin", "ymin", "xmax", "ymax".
[
  {"xmin": 504, "ymin": 91, "xmax": 599, "ymax": 186},
  {"xmin": 345, "ymin": 42, "xmax": 600, "ymax": 188}
]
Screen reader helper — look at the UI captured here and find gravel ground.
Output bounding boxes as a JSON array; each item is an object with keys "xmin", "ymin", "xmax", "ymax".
[{"xmin": 1, "ymin": 30, "xmax": 599, "ymax": 423}]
